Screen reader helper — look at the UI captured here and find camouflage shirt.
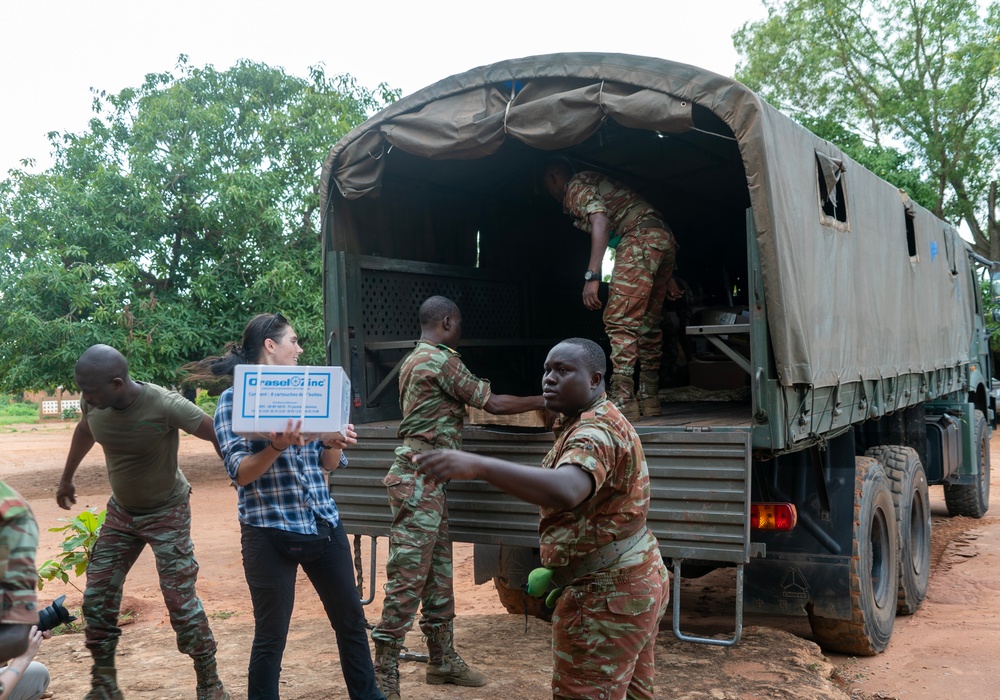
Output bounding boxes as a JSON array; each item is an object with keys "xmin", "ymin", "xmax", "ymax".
[
  {"xmin": 563, "ymin": 170, "xmax": 674, "ymax": 251},
  {"xmin": 538, "ymin": 395, "xmax": 651, "ymax": 569},
  {"xmin": 396, "ymin": 341, "xmax": 492, "ymax": 453},
  {"xmin": 0, "ymin": 480, "xmax": 38, "ymax": 627}
]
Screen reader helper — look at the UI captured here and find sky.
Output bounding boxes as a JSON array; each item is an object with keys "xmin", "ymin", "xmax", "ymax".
[{"xmin": 0, "ymin": 0, "xmax": 767, "ymax": 176}]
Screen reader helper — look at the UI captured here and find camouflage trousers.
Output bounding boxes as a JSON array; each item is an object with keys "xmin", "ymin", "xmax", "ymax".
[
  {"xmin": 371, "ymin": 459, "xmax": 454, "ymax": 644},
  {"xmin": 551, "ymin": 548, "xmax": 669, "ymax": 700},
  {"xmin": 604, "ymin": 227, "xmax": 677, "ymax": 377},
  {"xmin": 83, "ymin": 496, "xmax": 218, "ymax": 660}
]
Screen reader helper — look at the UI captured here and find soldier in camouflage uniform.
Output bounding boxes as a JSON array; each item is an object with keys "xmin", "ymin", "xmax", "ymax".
[
  {"xmin": 371, "ymin": 295, "xmax": 546, "ymax": 700},
  {"xmin": 57, "ymin": 345, "xmax": 230, "ymax": 700},
  {"xmin": 544, "ymin": 158, "xmax": 683, "ymax": 422},
  {"xmin": 415, "ymin": 337, "xmax": 669, "ymax": 700},
  {"xmin": 0, "ymin": 480, "xmax": 39, "ymax": 694}
]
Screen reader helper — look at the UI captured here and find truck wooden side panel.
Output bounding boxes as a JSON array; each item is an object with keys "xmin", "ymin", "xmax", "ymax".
[{"xmin": 337, "ymin": 424, "xmax": 752, "ymax": 565}]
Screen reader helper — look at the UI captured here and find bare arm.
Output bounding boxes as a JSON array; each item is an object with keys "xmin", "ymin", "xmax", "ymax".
[
  {"xmin": 191, "ymin": 414, "xmax": 223, "ymax": 460},
  {"xmin": 482, "ymin": 393, "xmax": 546, "ymax": 415},
  {"xmin": 57, "ymin": 417, "xmax": 96, "ymax": 510},
  {"xmin": 414, "ymin": 450, "xmax": 594, "ymax": 511},
  {"xmin": 583, "ymin": 211, "xmax": 611, "ymax": 310}
]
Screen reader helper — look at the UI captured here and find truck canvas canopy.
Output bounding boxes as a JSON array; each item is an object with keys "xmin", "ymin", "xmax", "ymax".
[{"xmin": 321, "ymin": 52, "xmax": 974, "ymax": 391}]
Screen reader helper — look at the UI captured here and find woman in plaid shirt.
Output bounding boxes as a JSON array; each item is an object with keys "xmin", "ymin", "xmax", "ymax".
[{"xmin": 186, "ymin": 313, "xmax": 384, "ymax": 700}]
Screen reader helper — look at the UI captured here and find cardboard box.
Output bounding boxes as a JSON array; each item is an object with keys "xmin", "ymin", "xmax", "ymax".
[
  {"xmin": 466, "ymin": 406, "xmax": 548, "ymax": 428},
  {"xmin": 232, "ymin": 365, "xmax": 351, "ymax": 439}
]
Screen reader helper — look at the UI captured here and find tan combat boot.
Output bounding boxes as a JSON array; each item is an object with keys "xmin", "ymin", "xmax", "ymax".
[
  {"xmin": 194, "ymin": 652, "xmax": 230, "ymax": 700},
  {"xmin": 609, "ymin": 373, "xmax": 641, "ymax": 422},
  {"xmin": 424, "ymin": 626, "xmax": 486, "ymax": 687},
  {"xmin": 84, "ymin": 666, "xmax": 124, "ymax": 700},
  {"xmin": 637, "ymin": 370, "xmax": 662, "ymax": 417},
  {"xmin": 373, "ymin": 640, "xmax": 402, "ymax": 700}
]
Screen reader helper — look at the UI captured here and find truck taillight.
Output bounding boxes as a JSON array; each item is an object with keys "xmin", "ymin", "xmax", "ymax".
[{"xmin": 750, "ymin": 503, "xmax": 797, "ymax": 531}]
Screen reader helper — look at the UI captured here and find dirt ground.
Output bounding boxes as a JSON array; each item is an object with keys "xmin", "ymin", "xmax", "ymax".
[{"xmin": 2, "ymin": 420, "xmax": 998, "ymax": 700}]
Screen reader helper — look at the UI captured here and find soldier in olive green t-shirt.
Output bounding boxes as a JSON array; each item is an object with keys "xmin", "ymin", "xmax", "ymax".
[{"xmin": 56, "ymin": 344, "xmax": 230, "ymax": 700}]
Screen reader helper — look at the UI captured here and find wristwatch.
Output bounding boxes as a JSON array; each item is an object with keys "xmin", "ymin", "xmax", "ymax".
[{"xmin": 584, "ymin": 269, "xmax": 600, "ymax": 282}]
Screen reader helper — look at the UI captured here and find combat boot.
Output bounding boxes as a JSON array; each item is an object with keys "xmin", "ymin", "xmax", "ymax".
[
  {"xmin": 637, "ymin": 370, "xmax": 662, "ymax": 417},
  {"xmin": 84, "ymin": 666, "xmax": 124, "ymax": 700},
  {"xmin": 609, "ymin": 373, "xmax": 641, "ymax": 422},
  {"xmin": 424, "ymin": 625, "xmax": 487, "ymax": 687},
  {"xmin": 194, "ymin": 652, "xmax": 230, "ymax": 700},
  {"xmin": 373, "ymin": 640, "xmax": 402, "ymax": 700}
]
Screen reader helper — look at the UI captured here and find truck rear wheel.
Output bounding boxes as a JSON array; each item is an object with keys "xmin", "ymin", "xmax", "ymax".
[
  {"xmin": 943, "ymin": 409, "xmax": 991, "ymax": 518},
  {"xmin": 808, "ymin": 457, "xmax": 898, "ymax": 655},
  {"xmin": 864, "ymin": 445, "xmax": 930, "ymax": 615}
]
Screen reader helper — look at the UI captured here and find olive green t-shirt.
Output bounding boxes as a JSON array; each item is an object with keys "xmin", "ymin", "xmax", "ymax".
[{"xmin": 82, "ymin": 383, "xmax": 206, "ymax": 514}]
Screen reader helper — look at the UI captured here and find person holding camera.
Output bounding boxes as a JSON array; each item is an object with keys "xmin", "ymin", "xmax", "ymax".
[
  {"xmin": 185, "ymin": 313, "xmax": 385, "ymax": 700},
  {"xmin": 0, "ymin": 480, "xmax": 41, "ymax": 700},
  {"xmin": 0, "ymin": 626, "xmax": 51, "ymax": 700},
  {"xmin": 57, "ymin": 345, "xmax": 230, "ymax": 700}
]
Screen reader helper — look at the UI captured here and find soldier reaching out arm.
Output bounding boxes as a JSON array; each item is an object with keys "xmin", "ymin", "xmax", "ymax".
[{"xmin": 414, "ymin": 337, "xmax": 669, "ymax": 700}]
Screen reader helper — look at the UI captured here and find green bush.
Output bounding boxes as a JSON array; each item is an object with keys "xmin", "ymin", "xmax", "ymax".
[{"xmin": 195, "ymin": 389, "xmax": 218, "ymax": 417}]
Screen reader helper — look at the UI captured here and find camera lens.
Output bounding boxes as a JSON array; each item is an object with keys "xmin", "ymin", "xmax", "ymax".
[{"xmin": 37, "ymin": 595, "xmax": 76, "ymax": 632}]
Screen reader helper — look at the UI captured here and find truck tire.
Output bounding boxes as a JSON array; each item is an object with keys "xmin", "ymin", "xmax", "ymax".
[
  {"xmin": 943, "ymin": 409, "xmax": 991, "ymax": 518},
  {"xmin": 493, "ymin": 576, "xmax": 552, "ymax": 622},
  {"xmin": 808, "ymin": 457, "xmax": 898, "ymax": 655},
  {"xmin": 864, "ymin": 445, "xmax": 930, "ymax": 615}
]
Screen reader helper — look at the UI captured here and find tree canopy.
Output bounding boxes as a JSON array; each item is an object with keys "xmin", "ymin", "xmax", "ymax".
[
  {"xmin": 734, "ymin": 0, "xmax": 1000, "ymax": 259},
  {"xmin": 0, "ymin": 57, "xmax": 397, "ymax": 392}
]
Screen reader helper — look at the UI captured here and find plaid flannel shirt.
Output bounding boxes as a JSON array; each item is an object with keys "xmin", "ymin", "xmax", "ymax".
[{"xmin": 214, "ymin": 387, "xmax": 346, "ymax": 534}]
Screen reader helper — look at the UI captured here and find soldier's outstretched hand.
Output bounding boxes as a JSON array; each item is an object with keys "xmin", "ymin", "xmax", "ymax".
[{"xmin": 413, "ymin": 449, "xmax": 482, "ymax": 485}]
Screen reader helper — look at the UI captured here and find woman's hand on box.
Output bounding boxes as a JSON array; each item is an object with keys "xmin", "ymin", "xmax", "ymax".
[
  {"xmin": 269, "ymin": 419, "xmax": 306, "ymax": 451},
  {"xmin": 322, "ymin": 424, "xmax": 358, "ymax": 451}
]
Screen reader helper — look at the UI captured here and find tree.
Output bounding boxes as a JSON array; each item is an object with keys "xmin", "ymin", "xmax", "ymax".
[
  {"xmin": 733, "ymin": 0, "xmax": 1000, "ymax": 259},
  {"xmin": 0, "ymin": 58, "xmax": 397, "ymax": 392}
]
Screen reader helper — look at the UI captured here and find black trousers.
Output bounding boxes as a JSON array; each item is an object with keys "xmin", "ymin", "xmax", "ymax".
[{"xmin": 240, "ymin": 520, "xmax": 385, "ymax": 700}]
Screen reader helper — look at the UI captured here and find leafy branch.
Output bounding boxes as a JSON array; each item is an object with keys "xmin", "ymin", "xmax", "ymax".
[{"xmin": 37, "ymin": 508, "xmax": 105, "ymax": 592}]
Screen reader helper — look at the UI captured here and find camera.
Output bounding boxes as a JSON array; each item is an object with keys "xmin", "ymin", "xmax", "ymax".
[{"xmin": 37, "ymin": 595, "xmax": 76, "ymax": 632}]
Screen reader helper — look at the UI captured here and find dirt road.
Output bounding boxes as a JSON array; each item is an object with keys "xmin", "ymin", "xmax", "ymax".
[{"xmin": 1, "ymin": 419, "xmax": 997, "ymax": 699}]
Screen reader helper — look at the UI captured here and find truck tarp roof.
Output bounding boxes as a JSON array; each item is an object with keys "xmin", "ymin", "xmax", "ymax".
[{"xmin": 321, "ymin": 52, "xmax": 974, "ymax": 389}]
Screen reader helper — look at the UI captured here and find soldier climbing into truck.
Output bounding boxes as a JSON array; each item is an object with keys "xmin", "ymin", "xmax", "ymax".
[{"xmin": 542, "ymin": 158, "xmax": 684, "ymax": 424}]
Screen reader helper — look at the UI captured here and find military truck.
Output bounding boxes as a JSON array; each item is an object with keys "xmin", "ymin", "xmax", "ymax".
[{"xmin": 318, "ymin": 53, "xmax": 993, "ymax": 656}]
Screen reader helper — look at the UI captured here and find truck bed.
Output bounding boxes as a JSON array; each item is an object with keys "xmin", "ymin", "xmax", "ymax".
[{"xmin": 355, "ymin": 398, "xmax": 752, "ymax": 435}]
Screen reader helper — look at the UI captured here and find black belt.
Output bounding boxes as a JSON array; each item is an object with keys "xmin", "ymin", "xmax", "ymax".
[{"xmin": 402, "ymin": 437, "xmax": 435, "ymax": 453}]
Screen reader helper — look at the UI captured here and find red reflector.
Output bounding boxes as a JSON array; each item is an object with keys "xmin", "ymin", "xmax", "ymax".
[{"xmin": 750, "ymin": 503, "xmax": 798, "ymax": 531}]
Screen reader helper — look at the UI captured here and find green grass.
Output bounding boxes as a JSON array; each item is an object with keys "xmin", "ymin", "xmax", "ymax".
[{"xmin": 0, "ymin": 400, "xmax": 39, "ymax": 426}]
